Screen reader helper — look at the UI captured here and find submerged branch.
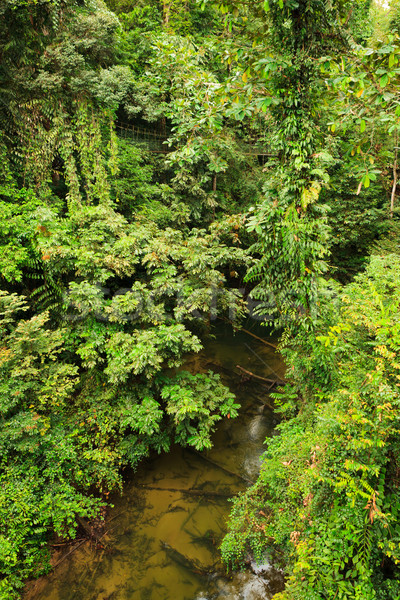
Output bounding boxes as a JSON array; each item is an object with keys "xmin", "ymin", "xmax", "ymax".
[
  {"xmin": 186, "ymin": 447, "xmax": 253, "ymax": 485},
  {"xmin": 134, "ymin": 484, "xmax": 232, "ymax": 498},
  {"xmin": 51, "ymin": 539, "xmax": 87, "ymax": 570},
  {"xmin": 161, "ymin": 541, "xmax": 218, "ymax": 577}
]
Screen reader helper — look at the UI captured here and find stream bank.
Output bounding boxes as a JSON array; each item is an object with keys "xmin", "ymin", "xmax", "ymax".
[{"xmin": 24, "ymin": 325, "xmax": 285, "ymax": 600}]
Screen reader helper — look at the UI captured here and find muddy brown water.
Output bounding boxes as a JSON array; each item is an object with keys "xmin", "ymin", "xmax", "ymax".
[{"xmin": 25, "ymin": 325, "xmax": 285, "ymax": 600}]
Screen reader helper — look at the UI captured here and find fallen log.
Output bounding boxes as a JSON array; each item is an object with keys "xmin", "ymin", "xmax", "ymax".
[
  {"xmin": 240, "ymin": 327, "xmax": 278, "ymax": 350},
  {"xmin": 236, "ymin": 365, "xmax": 285, "ymax": 387}
]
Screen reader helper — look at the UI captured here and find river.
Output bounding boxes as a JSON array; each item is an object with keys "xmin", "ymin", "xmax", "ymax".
[{"xmin": 25, "ymin": 324, "xmax": 285, "ymax": 600}]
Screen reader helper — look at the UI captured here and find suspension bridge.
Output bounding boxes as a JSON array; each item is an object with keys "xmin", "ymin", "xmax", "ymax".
[{"xmin": 115, "ymin": 121, "xmax": 274, "ymax": 158}]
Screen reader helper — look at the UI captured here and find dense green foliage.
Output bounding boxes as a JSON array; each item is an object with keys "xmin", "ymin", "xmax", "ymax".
[
  {"xmin": 222, "ymin": 252, "xmax": 400, "ymax": 599},
  {"xmin": 1, "ymin": 0, "xmax": 400, "ymax": 598},
  {"xmin": 0, "ymin": 1, "xmax": 248, "ymax": 596},
  {"xmin": 219, "ymin": 1, "xmax": 400, "ymax": 598}
]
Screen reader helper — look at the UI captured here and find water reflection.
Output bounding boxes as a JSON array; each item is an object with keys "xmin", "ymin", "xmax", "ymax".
[{"xmin": 25, "ymin": 326, "xmax": 285, "ymax": 600}]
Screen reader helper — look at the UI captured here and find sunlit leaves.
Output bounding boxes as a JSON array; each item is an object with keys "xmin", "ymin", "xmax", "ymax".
[{"xmin": 161, "ymin": 370, "xmax": 239, "ymax": 450}]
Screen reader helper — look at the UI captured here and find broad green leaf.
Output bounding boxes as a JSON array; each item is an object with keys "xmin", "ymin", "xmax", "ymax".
[
  {"xmin": 360, "ymin": 119, "xmax": 366, "ymax": 133},
  {"xmin": 262, "ymin": 97, "xmax": 272, "ymax": 111},
  {"xmin": 380, "ymin": 73, "xmax": 389, "ymax": 88}
]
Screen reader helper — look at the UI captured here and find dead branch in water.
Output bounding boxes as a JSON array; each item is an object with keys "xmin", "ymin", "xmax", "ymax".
[
  {"xmin": 76, "ymin": 517, "xmax": 110, "ymax": 548},
  {"xmin": 236, "ymin": 365, "xmax": 286, "ymax": 387},
  {"xmin": 240, "ymin": 326, "xmax": 278, "ymax": 349}
]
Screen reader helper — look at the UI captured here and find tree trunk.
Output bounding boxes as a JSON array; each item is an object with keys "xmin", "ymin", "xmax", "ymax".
[
  {"xmin": 162, "ymin": 1, "xmax": 171, "ymax": 27},
  {"xmin": 391, "ymin": 140, "xmax": 398, "ymax": 218}
]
